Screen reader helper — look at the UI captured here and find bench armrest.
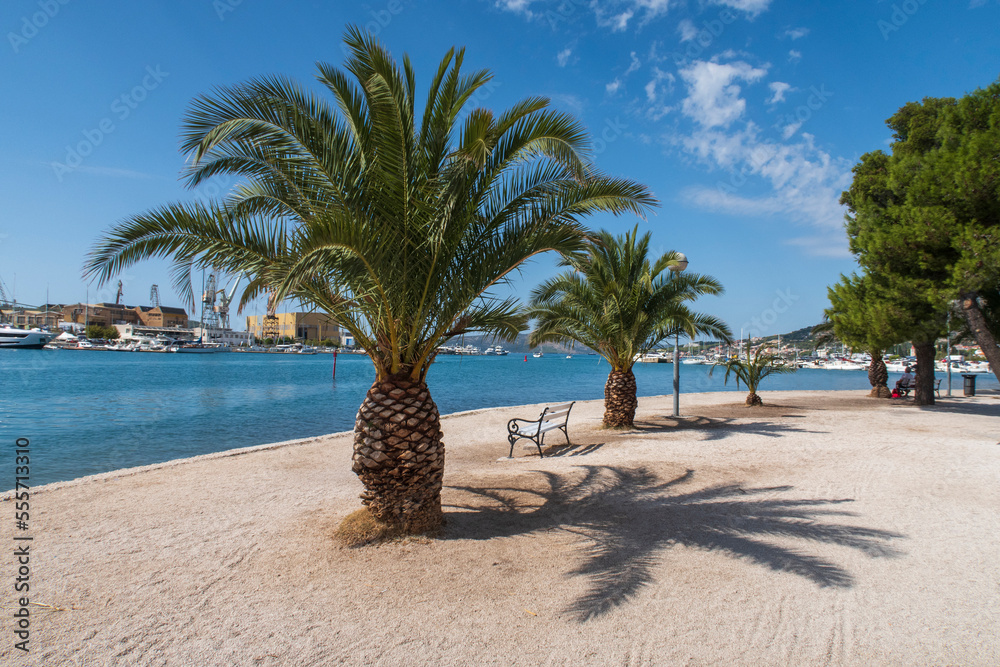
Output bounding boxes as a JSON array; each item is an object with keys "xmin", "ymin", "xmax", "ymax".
[{"xmin": 507, "ymin": 417, "xmax": 541, "ymax": 435}]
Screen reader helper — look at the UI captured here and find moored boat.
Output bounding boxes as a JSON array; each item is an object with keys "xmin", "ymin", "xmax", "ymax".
[{"xmin": 0, "ymin": 326, "xmax": 57, "ymax": 349}]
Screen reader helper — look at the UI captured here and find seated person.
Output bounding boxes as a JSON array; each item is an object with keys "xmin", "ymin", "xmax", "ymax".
[{"xmin": 895, "ymin": 366, "xmax": 914, "ymax": 390}]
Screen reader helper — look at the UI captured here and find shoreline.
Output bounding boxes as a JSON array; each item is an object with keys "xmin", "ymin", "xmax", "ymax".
[{"xmin": 5, "ymin": 388, "xmax": 997, "ymax": 497}]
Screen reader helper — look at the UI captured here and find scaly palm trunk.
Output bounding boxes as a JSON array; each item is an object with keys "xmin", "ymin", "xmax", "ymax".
[
  {"xmin": 604, "ymin": 368, "xmax": 637, "ymax": 428},
  {"xmin": 353, "ymin": 374, "xmax": 444, "ymax": 533},
  {"xmin": 745, "ymin": 392, "xmax": 763, "ymax": 407},
  {"xmin": 912, "ymin": 340, "xmax": 936, "ymax": 406},
  {"xmin": 868, "ymin": 350, "xmax": 891, "ymax": 398}
]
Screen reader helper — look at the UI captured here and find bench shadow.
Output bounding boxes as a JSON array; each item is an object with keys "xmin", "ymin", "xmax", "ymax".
[
  {"xmin": 542, "ymin": 443, "xmax": 606, "ymax": 457},
  {"xmin": 443, "ymin": 467, "xmax": 903, "ymax": 622}
]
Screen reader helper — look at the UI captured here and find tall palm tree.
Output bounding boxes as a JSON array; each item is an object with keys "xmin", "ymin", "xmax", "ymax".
[
  {"xmin": 84, "ymin": 28, "xmax": 656, "ymax": 535},
  {"xmin": 527, "ymin": 227, "xmax": 731, "ymax": 428}
]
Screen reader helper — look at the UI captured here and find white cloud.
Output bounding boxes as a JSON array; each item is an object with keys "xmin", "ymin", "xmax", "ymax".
[
  {"xmin": 675, "ymin": 123, "xmax": 851, "ymax": 253},
  {"xmin": 783, "ymin": 27, "xmax": 809, "ymax": 40},
  {"xmin": 781, "ymin": 120, "xmax": 804, "ymax": 139},
  {"xmin": 495, "ymin": 0, "xmax": 534, "ymax": 16},
  {"xmin": 679, "ymin": 60, "xmax": 768, "ymax": 128},
  {"xmin": 556, "ymin": 46, "xmax": 573, "ymax": 66},
  {"xmin": 677, "ymin": 19, "xmax": 698, "ymax": 41},
  {"xmin": 704, "ymin": 0, "xmax": 772, "ymax": 16},
  {"xmin": 625, "ymin": 51, "xmax": 642, "ymax": 75},
  {"xmin": 645, "ymin": 67, "xmax": 675, "ymax": 102},
  {"xmin": 606, "ymin": 78, "xmax": 623, "ymax": 95},
  {"xmin": 610, "ymin": 10, "xmax": 634, "ymax": 31},
  {"xmin": 767, "ymin": 81, "xmax": 791, "ymax": 104},
  {"xmin": 788, "ymin": 49, "xmax": 802, "ymax": 63}
]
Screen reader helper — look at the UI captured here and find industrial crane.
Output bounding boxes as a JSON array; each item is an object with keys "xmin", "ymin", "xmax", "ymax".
[
  {"xmin": 262, "ymin": 289, "xmax": 280, "ymax": 339},
  {"xmin": 201, "ymin": 273, "xmax": 220, "ymax": 329},
  {"xmin": 215, "ymin": 277, "xmax": 240, "ymax": 330},
  {"xmin": 0, "ymin": 277, "xmax": 10, "ymax": 323}
]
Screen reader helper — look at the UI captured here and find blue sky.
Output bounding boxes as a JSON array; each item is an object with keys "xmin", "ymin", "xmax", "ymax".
[{"xmin": 2, "ymin": 0, "xmax": 998, "ymax": 337}]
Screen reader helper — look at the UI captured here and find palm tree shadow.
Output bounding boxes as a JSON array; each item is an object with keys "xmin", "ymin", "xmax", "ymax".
[
  {"xmin": 443, "ymin": 467, "xmax": 903, "ymax": 622},
  {"xmin": 631, "ymin": 416, "xmax": 827, "ymax": 442}
]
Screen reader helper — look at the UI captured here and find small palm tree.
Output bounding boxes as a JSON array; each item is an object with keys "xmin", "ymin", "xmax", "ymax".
[
  {"xmin": 528, "ymin": 226, "xmax": 731, "ymax": 428},
  {"xmin": 84, "ymin": 28, "xmax": 656, "ymax": 535},
  {"xmin": 711, "ymin": 346, "xmax": 796, "ymax": 406}
]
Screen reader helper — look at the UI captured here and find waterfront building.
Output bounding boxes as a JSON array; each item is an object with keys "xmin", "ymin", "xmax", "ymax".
[
  {"xmin": 192, "ymin": 326, "xmax": 253, "ymax": 347},
  {"xmin": 4, "ymin": 306, "xmax": 62, "ymax": 328},
  {"xmin": 135, "ymin": 305, "xmax": 188, "ymax": 328},
  {"xmin": 245, "ymin": 312, "xmax": 340, "ymax": 342},
  {"xmin": 62, "ymin": 303, "xmax": 189, "ymax": 329}
]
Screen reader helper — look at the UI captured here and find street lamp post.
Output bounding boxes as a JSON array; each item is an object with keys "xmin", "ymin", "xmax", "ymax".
[
  {"xmin": 946, "ymin": 308, "xmax": 952, "ymax": 397},
  {"xmin": 669, "ymin": 253, "xmax": 688, "ymax": 417}
]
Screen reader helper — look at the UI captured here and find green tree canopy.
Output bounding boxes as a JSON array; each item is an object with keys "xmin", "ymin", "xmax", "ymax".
[
  {"xmin": 84, "ymin": 28, "xmax": 656, "ymax": 535},
  {"xmin": 841, "ymin": 78, "xmax": 1000, "ymax": 401}
]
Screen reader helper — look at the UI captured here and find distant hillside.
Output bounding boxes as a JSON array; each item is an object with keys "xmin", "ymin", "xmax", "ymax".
[{"xmin": 755, "ymin": 325, "xmax": 822, "ymax": 348}]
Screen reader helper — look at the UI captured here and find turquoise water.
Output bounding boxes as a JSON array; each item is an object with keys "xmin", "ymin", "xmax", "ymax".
[{"xmin": 2, "ymin": 350, "xmax": 996, "ymax": 487}]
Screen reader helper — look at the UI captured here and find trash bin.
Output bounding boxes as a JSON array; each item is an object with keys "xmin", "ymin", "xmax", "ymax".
[{"xmin": 962, "ymin": 374, "xmax": 977, "ymax": 397}]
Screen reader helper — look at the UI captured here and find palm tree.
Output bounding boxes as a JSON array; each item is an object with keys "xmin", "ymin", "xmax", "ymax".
[
  {"xmin": 527, "ymin": 227, "xmax": 731, "ymax": 428},
  {"xmin": 711, "ymin": 345, "xmax": 796, "ymax": 406},
  {"xmin": 84, "ymin": 28, "xmax": 656, "ymax": 535}
]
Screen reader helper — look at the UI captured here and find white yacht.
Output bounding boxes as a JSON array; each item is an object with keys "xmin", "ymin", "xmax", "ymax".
[{"xmin": 0, "ymin": 326, "xmax": 56, "ymax": 349}]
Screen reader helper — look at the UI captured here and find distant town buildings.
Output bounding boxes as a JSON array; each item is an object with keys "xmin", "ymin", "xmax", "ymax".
[
  {"xmin": 245, "ymin": 312, "xmax": 340, "ymax": 342},
  {"xmin": 59, "ymin": 302, "xmax": 189, "ymax": 329}
]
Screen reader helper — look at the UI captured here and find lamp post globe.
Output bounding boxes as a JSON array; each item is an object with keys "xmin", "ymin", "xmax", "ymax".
[{"xmin": 669, "ymin": 254, "xmax": 687, "ymax": 417}]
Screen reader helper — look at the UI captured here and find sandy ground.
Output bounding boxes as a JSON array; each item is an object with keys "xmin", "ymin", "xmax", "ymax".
[{"xmin": 2, "ymin": 389, "xmax": 999, "ymax": 666}]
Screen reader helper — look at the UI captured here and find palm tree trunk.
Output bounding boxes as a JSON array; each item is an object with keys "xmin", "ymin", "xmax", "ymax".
[
  {"xmin": 912, "ymin": 340, "xmax": 936, "ymax": 406},
  {"xmin": 868, "ymin": 350, "xmax": 892, "ymax": 398},
  {"xmin": 745, "ymin": 392, "xmax": 763, "ymax": 407},
  {"xmin": 353, "ymin": 374, "xmax": 444, "ymax": 533},
  {"xmin": 961, "ymin": 291, "xmax": 1000, "ymax": 385},
  {"xmin": 604, "ymin": 368, "xmax": 637, "ymax": 428}
]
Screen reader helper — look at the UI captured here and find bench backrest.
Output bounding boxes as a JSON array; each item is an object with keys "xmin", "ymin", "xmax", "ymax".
[{"xmin": 541, "ymin": 402, "xmax": 574, "ymax": 424}]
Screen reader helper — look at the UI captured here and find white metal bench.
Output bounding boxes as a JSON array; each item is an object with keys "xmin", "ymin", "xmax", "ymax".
[{"xmin": 506, "ymin": 402, "xmax": 575, "ymax": 458}]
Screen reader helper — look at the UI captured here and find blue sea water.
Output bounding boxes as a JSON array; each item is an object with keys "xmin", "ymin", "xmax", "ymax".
[{"xmin": 2, "ymin": 349, "xmax": 996, "ymax": 487}]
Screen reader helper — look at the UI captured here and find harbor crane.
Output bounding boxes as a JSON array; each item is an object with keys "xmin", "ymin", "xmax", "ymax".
[
  {"xmin": 262, "ymin": 289, "xmax": 280, "ymax": 339},
  {"xmin": 0, "ymin": 277, "xmax": 10, "ymax": 323},
  {"xmin": 215, "ymin": 277, "xmax": 240, "ymax": 330},
  {"xmin": 149, "ymin": 284, "xmax": 161, "ymax": 308},
  {"xmin": 115, "ymin": 280, "xmax": 123, "ymax": 305},
  {"xmin": 201, "ymin": 273, "xmax": 220, "ymax": 329}
]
